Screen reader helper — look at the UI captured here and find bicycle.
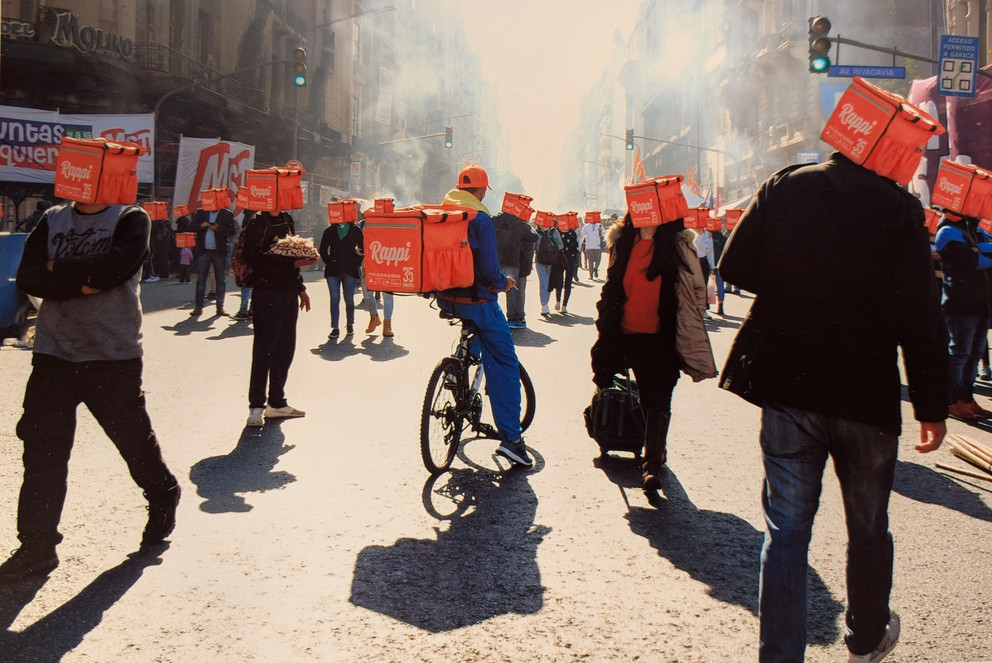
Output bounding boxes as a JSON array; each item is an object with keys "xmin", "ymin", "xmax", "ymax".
[{"xmin": 420, "ymin": 312, "xmax": 536, "ymax": 474}]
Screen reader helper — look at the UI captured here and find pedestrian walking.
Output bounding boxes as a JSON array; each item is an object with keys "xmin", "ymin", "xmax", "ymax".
[
  {"xmin": 534, "ymin": 218, "xmax": 564, "ymax": 318},
  {"xmin": 710, "ymin": 225, "xmax": 727, "ymax": 315},
  {"xmin": 581, "ymin": 214, "xmax": 604, "ymax": 280},
  {"xmin": 590, "ymin": 179, "xmax": 717, "ymax": 492},
  {"xmin": 2, "ymin": 142, "xmax": 181, "ymax": 581},
  {"xmin": 935, "ymin": 208, "xmax": 992, "ymax": 420},
  {"xmin": 241, "ymin": 210, "xmax": 316, "ymax": 427},
  {"xmin": 319, "ymin": 216, "xmax": 363, "ymax": 338},
  {"xmin": 189, "ymin": 194, "xmax": 236, "ymax": 317},
  {"xmin": 436, "ymin": 166, "xmax": 531, "ymax": 467},
  {"xmin": 494, "ymin": 200, "xmax": 537, "ymax": 328},
  {"xmin": 718, "ymin": 77, "xmax": 948, "ymax": 663},
  {"xmin": 178, "ymin": 246, "xmax": 193, "ymax": 283}
]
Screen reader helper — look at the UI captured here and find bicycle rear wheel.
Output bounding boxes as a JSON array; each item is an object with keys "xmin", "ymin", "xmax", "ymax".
[
  {"xmin": 420, "ymin": 357, "xmax": 464, "ymax": 474},
  {"xmin": 519, "ymin": 363, "xmax": 536, "ymax": 433}
]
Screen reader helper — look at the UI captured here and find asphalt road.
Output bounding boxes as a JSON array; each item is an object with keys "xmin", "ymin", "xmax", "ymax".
[{"xmin": 0, "ymin": 268, "xmax": 990, "ymax": 662}]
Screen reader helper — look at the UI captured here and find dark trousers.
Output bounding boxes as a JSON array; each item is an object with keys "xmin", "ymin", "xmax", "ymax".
[
  {"xmin": 195, "ymin": 250, "xmax": 227, "ymax": 309},
  {"xmin": 622, "ymin": 333, "xmax": 679, "ymax": 471},
  {"xmin": 249, "ymin": 288, "xmax": 299, "ymax": 409},
  {"xmin": 15, "ymin": 354, "xmax": 177, "ymax": 549}
]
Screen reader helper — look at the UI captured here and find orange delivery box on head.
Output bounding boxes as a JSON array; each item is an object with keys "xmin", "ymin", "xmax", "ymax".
[
  {"xmin": 623, "ymin": 175, "xmax": 690, "ymax": 228},
  {"xmin": 929, "ymin": 159, "xmax": 992, "ymax": 220},
  {"xmin": 140, "ymin": 201, "xmax": 169, "ymax": 221},
  {"xmin": 237, "ymin": 160, "xmax": 306, "ymax": 213},
  {"xmin": 327, "ymin": 199, "xmax": 360, "ymax": 224},
  {"xmin": 502, "ymin": 192, "xmax": 534, "ymax": 218},
  {"xmin": 54, "ymin": 137, "xmax": 145, "ymax": 205},
  {"xmin": 585, "ymin": 211, "xmax": 602, "ymax": 225},
  {"xmin": 557, "ymin": 212, "xmax": 579, "ymax": 231},
  {"xmin": 200, "ymin": 187, "xmax": 231, "ymax": 212},
  {"xmin": 820, "ymin": 76, "xmax": 944, "ymax": 186},
  {"xmin": 533, "ymin": 210, "xmax": 555, "ymax": 228},
  {"xmin": 374, "ymin": 198, "xmax": 394, "ymax": 214}
]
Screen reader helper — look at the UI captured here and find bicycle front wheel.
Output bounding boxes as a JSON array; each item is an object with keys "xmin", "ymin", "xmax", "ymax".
[{"xmin": 420, "ymin": 357, "xmax": 464, "ymax": 474}]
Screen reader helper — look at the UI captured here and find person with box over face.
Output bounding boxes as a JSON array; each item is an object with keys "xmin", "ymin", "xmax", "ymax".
[
  {"xmin": 189, "ymin": 188, "xmax": 237, "ymax": 317},
  {"xmin": 436, "ymin": 166, "xmax": 532, "ymax": 467},
  {"xmin": 590, "ymin": 175, "xmax": 717, "ymax": 492},
  {"xmin": 718, "ymin": 77, "xmax": 949, "ymax": 663},
  {"xmin": 1, "ymin": 138, "xmax": 181, "ymax": 582},
  {"xmin": 929, "ymin": 159, "xmax": 992, "ymax": 422}
]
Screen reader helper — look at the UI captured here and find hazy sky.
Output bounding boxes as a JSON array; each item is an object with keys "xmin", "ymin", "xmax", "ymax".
[{"xmin": 441, "ymin": 0, "xmax": 643, "ymax": 208}]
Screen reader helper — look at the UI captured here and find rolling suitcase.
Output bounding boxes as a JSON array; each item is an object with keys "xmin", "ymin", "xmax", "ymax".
[{"xmin": 583, "ymin": 370, "xmax": 645, "ymax": 458}]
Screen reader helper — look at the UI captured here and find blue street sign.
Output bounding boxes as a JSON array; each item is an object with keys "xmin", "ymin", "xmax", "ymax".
[
  {"xmin": 939, "ymin": 35, "xmax": 979, "ymax": 98},
  {"xmin": 827, "ymin": 65, "xmax": 905, "ymax": 79}
]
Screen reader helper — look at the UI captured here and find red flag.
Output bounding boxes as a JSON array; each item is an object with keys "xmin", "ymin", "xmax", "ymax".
[{"xmin": 633, "ymin": 149, "xmax": 646, "ymax": 184}]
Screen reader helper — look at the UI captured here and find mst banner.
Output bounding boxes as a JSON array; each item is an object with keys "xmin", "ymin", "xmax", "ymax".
[
  {"xmin": 174, "ymin": 137, "xmax": 255, "ymax": 214},
  {"xmin": 0, "ymin": 105, "xmax": 154, "ymax": 183}
]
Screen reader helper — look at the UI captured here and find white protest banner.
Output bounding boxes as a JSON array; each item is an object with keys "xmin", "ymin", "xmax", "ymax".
[
  {"xmin": 0, "ymin": 105, "xmax": 154, "ymax": 183},
  {"xmin": 173, "ymin": 137, "xmax": 255, "ymax": 214}
]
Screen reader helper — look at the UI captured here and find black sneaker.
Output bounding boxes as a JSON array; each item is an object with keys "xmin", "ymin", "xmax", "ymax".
[
  {"xmin": 142, "ymin": 484, "xmax": 181, "ymax": 547},
  {"xmin": 496, "ymin": 439, "xmax": 534, "ymax": 467},
  {"xmin": 0, "ymin": 546, "xmax": 59, "ymax": 581}
]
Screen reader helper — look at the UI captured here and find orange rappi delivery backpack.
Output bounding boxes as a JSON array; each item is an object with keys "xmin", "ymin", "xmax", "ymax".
[{"xmin": 362, "ymin": 205, "xmax": 477, "ymax": 293}]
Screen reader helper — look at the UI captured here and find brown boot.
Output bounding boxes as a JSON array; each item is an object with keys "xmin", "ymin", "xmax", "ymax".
[
  {"xmin": 717, "ymin": 301, "xmax": 724, "ymax": 316},
  {"xmin": 641, "ymin": 410, "xmax": 671, "ymax": 491},
  {"xmin": 365, "ymin": 314, "xmax": 381, "ymax": 333},
  {"xmin": 382, "ymin": 319, "xmax": 394, "ymax": 337}
]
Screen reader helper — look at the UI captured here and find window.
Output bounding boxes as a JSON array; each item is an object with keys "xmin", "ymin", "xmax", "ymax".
[{"xmin": 353, "ymin": 23, "xmax": 360, "ymax": 62}]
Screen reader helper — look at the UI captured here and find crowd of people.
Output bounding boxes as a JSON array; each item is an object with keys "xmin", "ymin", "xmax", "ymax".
[{"xmin": 4, "ymin": 76, "xmax": 992, "ymax": 663}]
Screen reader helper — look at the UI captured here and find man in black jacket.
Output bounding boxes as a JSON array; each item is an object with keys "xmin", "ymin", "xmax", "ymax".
[
  {"xmin": 189, "ymin": 203, "xmax": 236, "ymax": 316},
  {"xmin": 494, "ymin": 211, "xmax": 537, "ymax": 327},
  {"xmin": 720, "ymin": 149, "xmax": 948, "ymax": 662}
]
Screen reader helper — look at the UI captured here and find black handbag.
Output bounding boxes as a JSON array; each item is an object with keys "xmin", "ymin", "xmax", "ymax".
[{"xmin": 584, "ymin": 370, "xmax": 645, "ymax": 457}]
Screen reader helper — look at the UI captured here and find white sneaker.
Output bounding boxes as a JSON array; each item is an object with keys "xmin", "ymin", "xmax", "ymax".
[
  {"xmin": 561, "ymin": 306, "xmax": 568, "ymax": 315},
  {"xmin": 541, "ymin": 305, "xmax": 550, "ymax": 315},
  {"xmin": 246, "ymin": 408, "xmax": 264, "ymax": 427},
  {"xmin": 554, "ymin": 301, "xmax": 561, "ymax": 311},
  {"xmin": 144, "ymin": 276, "xmax": 159, "ymax": 283},
  {"xmin": 848, "ymin": 612, "xmax": 900, "ymax": 663},
  {"xmin": 264, "ymin": 405, "xmax": 306, "ymax": 419}
]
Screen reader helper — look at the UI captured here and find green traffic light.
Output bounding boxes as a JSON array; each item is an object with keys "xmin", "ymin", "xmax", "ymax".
[
  {"xmin": 293, "ymin": 74, "xmax": 307, "ymax": 87},
  {"xmin": 810, "ymin": 56, "xmax": 830, "ymax": 73}
]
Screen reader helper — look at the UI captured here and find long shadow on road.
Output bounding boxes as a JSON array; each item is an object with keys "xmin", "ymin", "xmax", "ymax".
[
  {"xmin": 189, "ymin": 423, "xmax": 296, "ymax": 513},
  {"xmin": 597, "ymin": 456, "xmax": 843, "ymax": 646},
  {"xmin": 893, "ymin": 459, "xmax": 992, "ymax": 522},
  {"xmin": 0, "ymin": 547, "xmax": 166, "ymax": 663},
  {"xmin": 349, "ymin": 467, "xmax": 549, "ymax": 632}
]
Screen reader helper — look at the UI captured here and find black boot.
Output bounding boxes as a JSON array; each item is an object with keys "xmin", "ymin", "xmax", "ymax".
[{"xmin": 642, "ymin": 410, "xmax": 671, "ymax": 491}]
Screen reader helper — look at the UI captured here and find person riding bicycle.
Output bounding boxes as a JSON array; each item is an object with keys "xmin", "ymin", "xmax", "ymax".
[{"xmin": 436, "ymin": 166, "xmax": 532, "ymax": 467}]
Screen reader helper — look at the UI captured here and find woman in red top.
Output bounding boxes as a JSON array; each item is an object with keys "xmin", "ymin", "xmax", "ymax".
[{"xmin": 591, "ymin": 213, "xmax": 716, "ymax": 490}]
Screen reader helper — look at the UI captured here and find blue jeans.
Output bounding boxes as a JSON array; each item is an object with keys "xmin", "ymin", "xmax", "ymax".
[
  {"xmin": 944, "ymin": 313, "xmax": 989, "ymax": 403},
  {"xmin": 362, "ymin": 280, "xmax": 394, "ymax": 319},
  {"xmin": 238, "ymin": 287, "xmax": 253, "ymax": 315},
  {"xmin": 326, "ymin": 273, "xmax": 358, "ymax": 328},
  {"xmin": 249, "ymin": 289, "xmax": 299, "ymax": 409},
  {"xmin": 437, "ymin": 299, "xmax": 522, "ymax": 443},
  {"xmin": 195, "ymin": 250, "xmax": 227, "ymax": 309},
  {"xmin": 758, "ymin": 403, "xmax": 897, "ymax": 661},
  {"xmin": 535, "ymin": 263, "xmax": 553, "ymax": 307}
]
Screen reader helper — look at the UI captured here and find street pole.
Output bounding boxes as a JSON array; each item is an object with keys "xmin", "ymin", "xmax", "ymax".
[{"xmin": 292, "ymin": 82, "xmax": 300, "ymax": 162}]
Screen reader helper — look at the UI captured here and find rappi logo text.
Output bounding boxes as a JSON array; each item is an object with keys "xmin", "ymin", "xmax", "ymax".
[{"xmin": 368, "ymin": 240, "xmax": 412, "ymax": 266}]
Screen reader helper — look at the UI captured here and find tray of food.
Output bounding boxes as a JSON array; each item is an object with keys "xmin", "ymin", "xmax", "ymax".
[{"xmin": 266, "ymin": 234, "xmax": 320, "ymax": 261}]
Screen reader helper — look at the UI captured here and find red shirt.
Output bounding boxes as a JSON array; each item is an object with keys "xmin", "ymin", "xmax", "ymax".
[{"xmin": 621, "ymin": 237, "xmax": 662, "ymax": 334}]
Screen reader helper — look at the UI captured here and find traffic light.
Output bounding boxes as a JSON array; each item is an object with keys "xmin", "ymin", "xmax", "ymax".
[
  {"xmin": 444, "ymin": 126, "xmax": 453, "ymax": 149},
  {"xmin": 292, "ymin": 47, "xmax": 307, "ymax": 87},
  {"xmin": 808, "ymin": 16, "xmax": 832, "ymax": 74},
  {"xmin": 625, "ymin": 129, "xmax": 634, "ymax": 151}
]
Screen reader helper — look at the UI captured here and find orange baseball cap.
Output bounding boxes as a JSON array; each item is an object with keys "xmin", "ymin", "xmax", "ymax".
[{"xmin": 456, "ymin": 165, "xmax": 492, "ymax": 190}]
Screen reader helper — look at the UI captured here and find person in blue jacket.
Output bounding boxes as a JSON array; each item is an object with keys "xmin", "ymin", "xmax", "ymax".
[
  {"xmin": 935, "ymin": 211, "xmax": 992, "ymax": 420},
  {"xmin": 436, "ymin": 166, "xmax": 532, "ymax": 467}
]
